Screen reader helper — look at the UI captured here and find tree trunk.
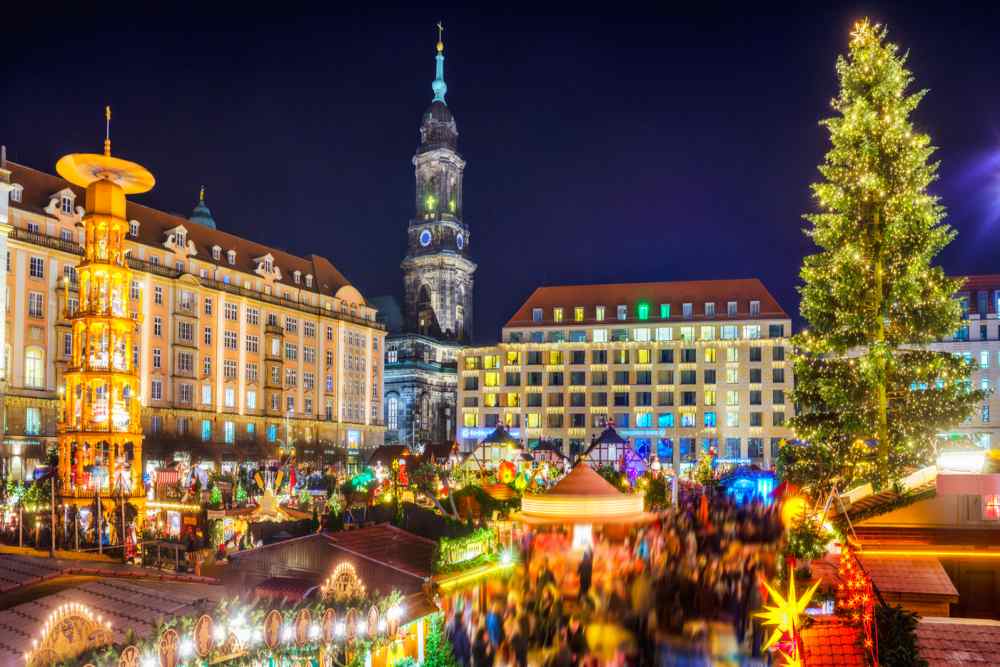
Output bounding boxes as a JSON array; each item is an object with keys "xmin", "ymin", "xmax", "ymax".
[{"xmin": 873, "ymin": 208, "xmax": 890, "ymax": 486}]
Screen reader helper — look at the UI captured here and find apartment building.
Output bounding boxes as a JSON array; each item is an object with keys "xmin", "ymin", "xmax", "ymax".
[
  {"xmin": 929, "ymin": 275, "xmax": 1000, "ymax": 450},
  {"xmin": 457, "ymin": 280, "xmax": 794, "ymax": 471},
  {"xmin": 0, "ymin": 159, "xmax": 384, "ymax": 479}
]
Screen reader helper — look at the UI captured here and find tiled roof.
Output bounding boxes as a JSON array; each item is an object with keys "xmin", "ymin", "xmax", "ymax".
[
  {"xmin": 504, "ymin": 278, "xmax": 788, "ymax": 328},
  {"xmin": 328, "ymin": 524, "xmax": 437, "ymax": 579},
  {"xmin": 917, "ymin": 617, "xmax": 1000, "ymax": 666},
  {"xmin": 6, "ymin": 161, "xmax": 359, "ymax": 303},
  {"xmin": 800, "ymin": 615, "xmax": 866, "ymax": 667},
  {"xmin": 857, "ymin": 555, "xmax": 959, "ymax": 598}
]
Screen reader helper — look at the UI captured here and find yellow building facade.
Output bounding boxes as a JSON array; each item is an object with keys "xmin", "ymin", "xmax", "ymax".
[
  {"xmin": 457, "ymin": 280, "xmax": 794, "ymax": 471},
  {"xmin": 0, "ymin": 156, "xmax": 384, "ymax": 479}
]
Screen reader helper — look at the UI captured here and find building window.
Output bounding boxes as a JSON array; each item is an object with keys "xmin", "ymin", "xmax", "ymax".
[
  {"xmin": 152, "ymin": 348, "xmax": 161, "ymax": 368},
  {"xmin": 178, "ymin": 383, "xmax": 193, "ymax": 404},
  {"xmin": 617, "ymin": 305, "xmax": 627, "ymax": 320},
  {"xmin": 29, "ymin": 256, "xmax": 44, "ymax": 279},
  {"xmin": 24, "ymin": 407, "xmax": 42, "ymax": 435},
  {"xmin": 224, "ymin": 360, "xmax": 237, "ymax": 379},
  {"xmin": 532, "ymin": 308, "xmax": 543, "ymax": 322},
  {"xmin": 151, "ymin": 380, "xmax": 163, "ymax": 401},
  {"xmin": 61, "ymin": 195, "xmax": 73, "ymax": 214},
  {"xmin": 227, "ymin": 250, "xmax": 236, "ymax": 265},
  {"xmin": 705, "ymin": 302, "xmax": 716, "ymax": 318},
  {"xmin": 10, "ymin": 185, "xmax": 22, "ymax": 203},
  {"xmin": 727, "ymin": 301, "xmax": 737, "ymax": 316},
  {"xmin": 224, "ymin": 331, "xmax": 237, "ymax": 350},
  {"xmin": 225, "ymin": 388, "xmax": 235, "ymax": 408},
  {"xmin": 682, "ymin": 303, "xmax": 693, "ymax": 319},
  {"xmin": 28, "ymin": 292, "xmax": 43, "ymax": 318},
  {"xmin": 750, "ymin": 300, "xmax": 760, "ymax": 316},
  {"xmin": 25, "ymin": 347, "xmax": 45, "ymax": 386},
  {"xmin": 595, "ymin": 305, "xmax": 605, "ymax": 321}
]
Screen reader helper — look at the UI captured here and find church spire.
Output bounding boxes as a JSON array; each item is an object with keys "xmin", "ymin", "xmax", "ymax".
[{"xmin": 432, "ymin": 21, "xmax": 447, "ymax": 103}]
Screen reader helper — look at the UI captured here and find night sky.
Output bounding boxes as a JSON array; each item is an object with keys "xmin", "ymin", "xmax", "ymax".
[{"xmin": 3, "ymin": 4, "xmax": 999, "ymax": 342}]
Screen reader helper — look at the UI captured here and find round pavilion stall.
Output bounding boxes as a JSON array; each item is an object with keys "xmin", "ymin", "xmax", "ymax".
[{"xmin": 517, "ymin": 462, "xmax": 653, "ymax": 549}]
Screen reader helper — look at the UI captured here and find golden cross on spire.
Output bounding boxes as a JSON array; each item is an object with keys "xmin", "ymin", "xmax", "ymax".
[
  {"xmin": 199, "ymin": 185, "xmax": 205, "ymax": 202},
  {"xmin": 104, "ymin": 105, "xmax": 112, "ymax": 156},
  {"xmin": 436, "ymin": 21, "xmax": 444, "ymax": 52}
]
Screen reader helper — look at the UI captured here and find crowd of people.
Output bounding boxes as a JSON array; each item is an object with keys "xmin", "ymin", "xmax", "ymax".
[{"xmin": 443, "ymin": 488, "xmax": 784, "ymax": 665}]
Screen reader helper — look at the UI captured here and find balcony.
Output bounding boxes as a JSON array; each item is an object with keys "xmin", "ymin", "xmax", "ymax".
[
  {"xmin": 11, "ymin": 227, "xmax": 83, "ymax": 255},
  {"xmin": 265, "ymin": 323, "xmax": 284, "ymax": 336}
]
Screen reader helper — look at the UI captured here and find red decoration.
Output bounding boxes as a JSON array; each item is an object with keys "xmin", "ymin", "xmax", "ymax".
[
  {"xmin": 837, "ymin": 545, "xmax": 879, "ymax": 666},
  {"xmin": 498, "ymin": 460, "xmax": 516, "ymax": 485}
]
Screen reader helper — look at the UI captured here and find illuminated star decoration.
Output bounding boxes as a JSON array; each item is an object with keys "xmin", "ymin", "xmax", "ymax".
[{"xmin": 755, "ymin": 575, "xmax": 821, "ymax": 653}]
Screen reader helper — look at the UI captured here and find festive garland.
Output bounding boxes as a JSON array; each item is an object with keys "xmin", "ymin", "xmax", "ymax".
[
  {"xmin": 65, "ymin": 591, "xmax": 406, "ymax": 667},
  {"xmin": 433, "ymin": 527, "xmax": 495, "ymax": 573}
]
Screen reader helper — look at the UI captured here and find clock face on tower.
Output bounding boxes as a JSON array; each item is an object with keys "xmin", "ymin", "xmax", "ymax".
[
  {"xmin": 456, "ymin": 233, "xmax": 465, "ymax": 250},
  {"xmin": 419, "ymin": 229, "xmax": 432, "ymax": 247}
]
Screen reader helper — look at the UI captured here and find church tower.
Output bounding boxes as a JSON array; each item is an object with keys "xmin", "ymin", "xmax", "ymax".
[{"xmin": 401, "ymin": 26, "xmax": 476, "ymax": 342}]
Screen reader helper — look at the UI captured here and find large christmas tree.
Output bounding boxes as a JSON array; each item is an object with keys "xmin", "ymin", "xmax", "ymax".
[{"xmin": 784, "ymin": 20, "xmax": 982, "ymax": 494}]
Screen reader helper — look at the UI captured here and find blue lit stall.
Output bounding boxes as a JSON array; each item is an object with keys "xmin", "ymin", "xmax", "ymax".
[{"xmin": 719, "ymin": 467, "xmax": 777, "ymax": 506}]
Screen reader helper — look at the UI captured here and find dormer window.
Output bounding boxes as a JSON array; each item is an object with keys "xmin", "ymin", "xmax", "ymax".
[
  {"xmin": 305, "ymin": 274, "xmax": 313, "ymax": 288},
  {"xmin": 10, "ymin": 184, "xmax": 22, "ymax": 203},
  {"xmin": 61, "ymin": 195, "xmax": 73, "ymax": 214},
  {"xmin": 227, "ymin": 250, "xmax": 236, "ymax": 265},
  {"xmin": 129, "ymin": 220, "xmax": 139, "ymax": 238},
  {"xmin": 261, "ymin": 257, "xmax": 273, "ymax": 273},
  {"xmin": 175, "ymin": 230, "xmax": 186, "ymax": 247},
  {"xmin": 293, "ymin": 270, "xmax": 301, "ymax": 284},
  {"xmin": 212, "ymin": 246, "xmax": 221, "ymax": 261}
]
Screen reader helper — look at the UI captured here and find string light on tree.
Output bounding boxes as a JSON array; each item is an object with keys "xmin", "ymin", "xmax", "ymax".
[{"xmin": 785, "ymin": 19, "xmax": 983, "ymax": 494}]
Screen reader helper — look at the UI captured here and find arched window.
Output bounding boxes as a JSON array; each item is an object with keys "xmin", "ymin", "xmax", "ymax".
[
  {"xmin": 24, "ymin": 346, "xmax": 44, "ymax": 388},
  {"xmin": 386, "ymin": 394, "xmax": 399, "ymax": 430}
]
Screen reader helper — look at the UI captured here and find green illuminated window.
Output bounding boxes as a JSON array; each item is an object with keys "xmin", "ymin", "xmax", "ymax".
[
  {"xmin": 637, "ymin": 302, "xmax": 650, "ymax": 320},
  {"xmin": 425, "ymin": 194, "xmax": 437, "ymax": 211},
  {"xmin": 660, "ymin": 303, "xmax": 670, "ymax": 319}
]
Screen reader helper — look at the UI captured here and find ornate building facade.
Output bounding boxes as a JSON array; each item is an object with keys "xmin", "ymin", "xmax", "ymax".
[
  {"xmin": 380, "ymin": 31, "xmax": 473, "ymax": 445},
  {"xmin": 0, "ymin": 148, "xmax": 385, "ymax": 480}
]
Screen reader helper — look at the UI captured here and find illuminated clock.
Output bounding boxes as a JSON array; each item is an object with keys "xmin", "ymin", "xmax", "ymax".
[
  {"xmin": 419, "ymin": 229, "xmax": 432, "ymax": 247},
  {"xmin": 456, "ymin": 233, "xmax": 465, "ymax": 250}
]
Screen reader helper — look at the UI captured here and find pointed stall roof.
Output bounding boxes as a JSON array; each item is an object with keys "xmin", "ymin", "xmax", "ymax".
[{"xmin": 517, "ymin": 462, "xmax": 654, "ymax": 525}]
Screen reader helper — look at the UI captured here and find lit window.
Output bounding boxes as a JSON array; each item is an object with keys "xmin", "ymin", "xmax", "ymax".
[
  {"xmin": 227, "ymin": 250, "xmax": 236, "ymax": 265},
  {"xmin": 25, "ymin": 407, "xmax": 41, "ymax": 435},
  {"xmin": 637, "ymin": 302, "xmax": 650, "ymax": 320},
  {"xmin": 655, "ymin": 327, "xmax": 672, "ymax": 342},
  {"xmin": 704, "ymin": 411, "xmax": 716, "ymax": 427},
  {"xmin": 633, "ymin": 328, "xmax": 650, "ymax": 342},
  {"xmin": 10, "ymin": 185, "xmax": 22, "ymax": 203},
  {"xmin": 593, "ymin": 328, "xmax": 608, "ymax": 343},
  {"xmin": 660, "ymin": 303, "xmax": 670, "ymax": 319},
  {"xmin": 705, "ymin": 302, "xmax": 715, "ymax": 318},
  {"xmin": 726, "ymin": 391, "xmax": 739, "ymax": 406},
  {"xmin": 532, "ymin": 308, "xmax": 543, "ymax": 322},
  {"xmin": 985, "ymin": 495, "xmax": 1000, "ymax": 521},
  {"xmin": 682, "ymin": 303, "xmax": 693, "ymax": 319},
  {"xmin": 743, "ymin": 325, "xmax": 761, "ymax": 340},
  {"xmin": 305, "ymin": 274, "xmax": 313, "ymax": 288},
  {"xmin": 680, "ymin": 327, "xmax": 694, "ymax": 343},
  {"xmin": 617, "ymin": 305, "xmax": 627, "ymax": 320},
  {"xmin": 726, "ymin": 348, "xmax": 739, "ymax": 362},
  {"xmin": 704, "ymin": 390, "xmax": 716, "ymax": 406},
  {"xmin": 981, "ymin": 351, "xmax": 990, "ymax": 369},
  {"xmin": 574, "ymin": 306, "xmax": 584, "ymax": 322},
  {"xmin": 224, "ymin": 421, "xmax": 235, "ymax": 443},
  {"xmin": 700, "ymin": 326, "xmax": 715, "ymax": 341},
  {"xmin": 727, "ymin": 301, "xmax": 737, "ymax": 316},
  {"xmin": 129, "ymin": 220, "xmax": 139, "ymax": 237},
  {"xmin": 225, "ymin": 388, "xmax": 235, "ymax": 408},
  {"xmin": 596, "ymin": 306, "xmax": 606, "ymax": 321},
  {"xmin": 636, "ymin": 348, "xmax": 651, "ymax": 364},
  {"xmin": 293, "ymin": 270, "xmax": 301, "ymax": 284},
  {"xmin": 553, "ymin": 307, "xmax": 563, "ymax": 323},
  {"xmin": 29, "ymin": 256, "xmax": 44, "ymax": 278},
  {"xmin": 750, "ymin": 300, "xmax": 761, "ymax": 316},
  {"xmin": 704, "ymin": 348, "xmax": 717, "ymax": 363},
  {"xmin": 726, "ymin": 411, "xmax": 739, "ymax": 427},
  {"xmin": 24, "ymin": 347, "xmax": 44, "ymax": 388}
]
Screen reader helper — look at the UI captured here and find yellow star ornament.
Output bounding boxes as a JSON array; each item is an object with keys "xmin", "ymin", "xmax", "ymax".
[{"xmin": 754, "ymin": 576, "xmax": 821, "ymax": 651}]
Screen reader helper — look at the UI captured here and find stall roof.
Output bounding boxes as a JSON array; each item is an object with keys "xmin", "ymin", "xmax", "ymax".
[
  {"xmin": 916, "ymin": 617, "xmax": 1000, "ymax": 666},
  {"xmin": 0, "ymin": 578, "xmax": 224, "ymax": 666}
]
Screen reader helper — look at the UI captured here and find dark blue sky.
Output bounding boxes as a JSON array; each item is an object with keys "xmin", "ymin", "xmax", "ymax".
[{"xmin": 3, "ymin": 3, "xmax": 1000, "ymax": 342}]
